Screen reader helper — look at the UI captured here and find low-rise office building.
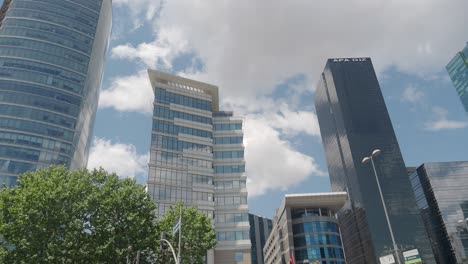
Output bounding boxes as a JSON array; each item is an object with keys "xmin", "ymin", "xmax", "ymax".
[{"xmin": 263, "ymin": 192, "xmax": 347, "ymax": 264}]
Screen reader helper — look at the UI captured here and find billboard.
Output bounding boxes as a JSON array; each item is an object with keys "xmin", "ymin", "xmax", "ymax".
[
  {"xmin": 403, "ymin": 249, "xmax": 422, "ymax": 264},
  {"xmin": 379, "ymin": 254, "xmax": 396, "ymax": 264}
]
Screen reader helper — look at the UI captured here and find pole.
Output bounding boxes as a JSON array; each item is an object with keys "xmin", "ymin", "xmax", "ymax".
[
  {"xmin": 177, "ymin": 206, "xmax": 182, "ymax": 264},
  {"xmin": 161, "ymin": 238, "xmax": 179, "ymax": 263},
  {"xmin": 136, "ymin": 250, "xmax": 140, "ymax": 264},
  {"xmin": 370, "ymin": 157, "xmax": 402, "ymax": 264}
]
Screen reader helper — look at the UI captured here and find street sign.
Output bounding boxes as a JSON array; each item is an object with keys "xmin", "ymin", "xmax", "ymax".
[
  {"xmin": 403, "ymin": 249, "xmax": 422, "ymax": 264},
  {"xmin": 379, "ymin": 254, "xmax": 396, "ymax": 264}
]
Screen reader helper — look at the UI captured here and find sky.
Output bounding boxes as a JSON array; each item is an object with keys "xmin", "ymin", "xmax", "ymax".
[{"xmin": 84, "ymin": 0, "xmax": 468, "ymax": 218}]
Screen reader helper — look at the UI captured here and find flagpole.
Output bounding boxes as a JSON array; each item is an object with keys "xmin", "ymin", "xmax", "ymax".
[{"xmin": 177, "ymin": 206, "xmax": 182, "ymax": 264}]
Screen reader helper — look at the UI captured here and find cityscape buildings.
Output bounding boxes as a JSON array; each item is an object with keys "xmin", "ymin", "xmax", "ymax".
[
  {"xmin": 146, "ymin": 70, "xmax": 251, "ymax": 264},
  {"xmin": 0, "ymin": 0, "xmax": 112, "ymax": 186},
  {"xmin": 314, "ymin": 58, "xmax": 435, "ymax": 264},
  {"xmin": 409, "ymin": 161, "xmax": 468, "ymax": 264},
  {"xmin": 263, "ymin": 192, "xmax": 347, "ymax": 264},
  {"xmin": 249, "ymin": 213, "xmax": 273, "ymax": 264},
  {"xmin": 446, "ymin": 43, "xmax": 468, "ymax": 115}
]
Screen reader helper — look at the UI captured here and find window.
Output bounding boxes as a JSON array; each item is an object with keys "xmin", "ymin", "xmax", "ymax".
[{"xmin": 234, "ymin": 252, "xmax": 244, "ymax": 262}]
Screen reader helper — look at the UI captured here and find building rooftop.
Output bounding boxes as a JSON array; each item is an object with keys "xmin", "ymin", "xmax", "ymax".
[{"xmin": 280, "ymin": 192, "xmax": 348, "ymax": 213}]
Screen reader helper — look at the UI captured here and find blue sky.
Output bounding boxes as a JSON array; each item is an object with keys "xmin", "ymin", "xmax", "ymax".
[{"xmin": 84, "ymin": 0, "xmax": 468, "ymax": 218}]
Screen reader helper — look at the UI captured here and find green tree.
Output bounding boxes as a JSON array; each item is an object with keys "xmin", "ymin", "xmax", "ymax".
[
  {"xmin": 157, "ymin": 203, "xmax": 216, "ymax": 263},
  {"xmin": 0, "ymin": 166, "xmax": 159, "ymax": 264}
]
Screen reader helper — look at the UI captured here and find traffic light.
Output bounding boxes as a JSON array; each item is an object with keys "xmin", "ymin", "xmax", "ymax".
[{"xmin": 160, "ymin": 232, "xmax": 169, "ymax": 251}]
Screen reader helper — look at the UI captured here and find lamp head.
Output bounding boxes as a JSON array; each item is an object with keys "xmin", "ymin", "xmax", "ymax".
[
  {"xmin": 372, "ymin": 149, "xmax": 381, "ymax": 157},
  {"xmin": 362, "ymin": 157, "xmax": 371, "ymax": 164}
]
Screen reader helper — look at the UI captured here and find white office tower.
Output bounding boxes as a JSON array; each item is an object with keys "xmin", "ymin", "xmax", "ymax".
[{"xmin": 147, "ymin": 70, "xmax": 251, "ymax": 264}]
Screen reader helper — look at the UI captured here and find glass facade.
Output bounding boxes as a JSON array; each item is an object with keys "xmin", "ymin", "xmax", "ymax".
[
  {"xmin": 249, "ymin": 214, "xmax": 273, "ymax": 264},
  {"xmin": 0, "ymin": 0, "xmax": 112, "ymax": 185},
  {"xmin": 314, "ymin": 58, "xmax": 435, "ymax": 264},
  {"xmin": 146, "ymin": 70, "xmax": 251, "ymax": 264},
  {"xmin": 446, "ymin": 43, "xmax": 468, "ymax": 115},
  {"xmin": 409, "ymin": 161, "xmax": 468, "ymax": 264}
]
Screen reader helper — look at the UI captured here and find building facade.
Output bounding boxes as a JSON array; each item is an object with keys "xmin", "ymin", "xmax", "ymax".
[
  {"xmin": 263, "ymin": 193, "xmax": 347, "ymax": 264},
  {"xmin": 249, "ymin": 213, "xmax": 273, "ymax": 264},
  {"xmin": 146, "ymin": 70, "xmax": 251, "ymax": 264},
  {"xmin": 446, "ymin": 43, "xmax": 468, "ymax": 115},
  {"xmin": 409, "ymin": 161, "xmax": 468, "ymax": 264},
  {"xmin": 0, "ymin": 0, "xmax": 112, "ymax": 186},
  {"xmin": 314, "ymin": 58, "xmax": 435, "ymax": 264}
]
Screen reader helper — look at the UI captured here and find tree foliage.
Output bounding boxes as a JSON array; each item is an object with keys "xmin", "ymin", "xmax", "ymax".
[
  {"xmin": 0, "ymin": 166, "xmax": 159, "ymax": 264},
  {"xmin": 157, "ymin": 203, "xmax": 216, "ymax": 264}
]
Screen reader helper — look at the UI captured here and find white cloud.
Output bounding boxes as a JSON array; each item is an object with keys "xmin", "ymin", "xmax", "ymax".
[
  {"xmin": 99, "ymin": 70, "xmax": 154, "ymax": 114},
  {"xmin": 425, "ymin": 107, "xmax": 468, "ymax": 131},
  {"xmin": 87, "ymin": 138, "xmax": 149, "ymax": 182},
  {"xmin": 401, "ymin": 85, "xmax": 425, "ymax": 104},
  {"xmin": 112, "ymin": 0, "xmax": 467, "ymax": 100},
  {"xmin": 113, "ymin": 0, "xmax": 162, "ymax": 29},
  {"xmin": 244, "ymin": 118, "xmax": 324, "ymax": 197},
  {"xmin": 111, "ymin": 28, "xmax": 189, "ymax": 69}
]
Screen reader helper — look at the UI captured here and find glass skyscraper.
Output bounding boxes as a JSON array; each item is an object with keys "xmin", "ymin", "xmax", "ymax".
[
  {"xmin": 0, "ymin": 0, "xmax": 112, "ymax": 186},
  {"xmin": 446, "ymin": 43, "xmax": 468, "ymax": 115},
  {"xmin": 146, "ymin": 70, "xmax": 251, "ymax": 264},
  {"xmin": 249, "ymin": 213, "xmax": 272, "ymax": 264},
  {"xmin": 409, "ymin": 161, "xmax": 468, "ymax": 264},
  {"xmin": 314, "ymin": 58, "xmax": 435, "ymax": 264}
]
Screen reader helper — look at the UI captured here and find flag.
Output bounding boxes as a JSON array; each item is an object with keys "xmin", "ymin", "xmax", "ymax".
[
  {"xmin": 289, "ymin": 253, "xmax": 294, "ymax": 264},
  {"xmin": 172, "ymin": 216, "xmax": 181, "ymax": 236}
]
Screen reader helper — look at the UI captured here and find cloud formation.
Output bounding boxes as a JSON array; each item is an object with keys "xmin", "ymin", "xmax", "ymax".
[
  {"xmin": 87, "ymin": 138, "xmax": 149, "ymax": 183},
  {"xmin": 99, "ymin": 71, "xmax": 154, "ymax": 114},
  {"xmin": 425, "ymin": 107, "xmax": 468, "ymax": 131},
  {"xmin": 401, "ymin": 85, "xmax": 425, "ymax": 104},
  {"xmin": 112, "ymin": 0, "xmax": 467, "ymax": 100}
]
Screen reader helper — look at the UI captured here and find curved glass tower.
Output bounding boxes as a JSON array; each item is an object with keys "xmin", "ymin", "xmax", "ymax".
[{"xmin": 0, "ymin": 0, "xmax": 112, "ymax": 186}]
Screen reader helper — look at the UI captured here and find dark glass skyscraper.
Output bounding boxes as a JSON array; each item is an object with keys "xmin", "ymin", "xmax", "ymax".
[
  {"xmin": 0, "ymin": 0, "xmax": 112, "ymax": 185},
  {"xmin": 314, "ymin": 58, "xmax": 435, "ymax": 264},
  {"xmin": 409, "ymin": 161, "xmax": 468, "ymax": 264},
  {"xmin": 248, "ymin": 213, "xmax": 272, "ymax": 264},
  {"xmin": 446, "ymin": 43, "xmax": 468, "ymax": 115}
]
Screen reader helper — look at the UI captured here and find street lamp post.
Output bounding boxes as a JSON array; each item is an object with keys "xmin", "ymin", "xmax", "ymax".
[{"xmin": 362, "ymin": 149, "xmax": 402, "ymax": 264}]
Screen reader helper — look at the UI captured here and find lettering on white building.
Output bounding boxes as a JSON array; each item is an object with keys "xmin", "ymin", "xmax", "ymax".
[{"xmin": 332, "ymin": 58, "xmax": 368, "ymax": 63}]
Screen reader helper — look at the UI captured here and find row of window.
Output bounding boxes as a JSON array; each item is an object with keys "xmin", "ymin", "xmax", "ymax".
[
  {"xmin": 8, "ymin": 9, "xmax": 96, "ymax": 37},
  {"xmin": 151, "ymin": 135, "xmax": 212, "ymax": 153},
  {"xmin": 151, "ymin": 151, "xmax": 213, "ymax": 169},
  {"xmin": 150, "ymin": 168, "xmax": 213, "ymax": 186},
  {"xmin": 293, "ymin": 234, "xmax": 342, "ymax": 247},
  {"xmin": 215, "ymin": 213, "xmax": 248, "ymax": 224},
  {"xmin": 2, "ymin": 26, "xmax": 92, "ymax": 54},
  {"xmin": 0, "ymin": 104, "xmax": 76, "ymax": 129},
  {"xmin": 0, "ymin": 145, "xmax": 69, "ymax": 164},
  {"xmin": 4, "ymin": 18, "xmax": 93, "ymax": 48},
  {"xmin": 292, "ymin": 208, "xmax": 334, "ymax": 219},
  {"xmin": 12, "ymin": 1, "xmax": 98, "ymax": 29},
  {"xmin": 216, "ymin": 231, "xmax": 250, "ymax": 241},
  {"xmin": 156, "ymin": 88, "xmax": 212, "ymax": 111},
  {"xmin": 0, "ymin": 36, "xmax": 89, "ymax": 65},
  {"xmin": 0, "ymin": 90, "xmax": 80, "ymax": 117},
  {"xmin": 214, "ymin": 165, "xmax": 245, "ymax": 174},
  {"xmin": 0, "ymin": 57, "xmax": 85, "ymax": 84},
  {"xmin": 0, "ymin": 131, "xmax": 73, "ymax": 155},
  {"xmin": 293, "ymin": 222, "xmax": 339, "ymax": 234},
  {"xmin": 0, "ymin": 66, "xmax": 83, "ymax": 95},
  {"xmin": 0, "ymin": 158, "xmax": 39, "ymax": 175},
  {"xmin": 150, "ymin": 186, "xmax": 213, "ymax": 202},
  {"xmin": 0, "ymin": 117, "xmax": 74, "ymax": 141},
  {"xmin": 214, "ymin": 180, "xmax": 246, "ymax": 189},
  {"xmin": 154, "ymin": 105, "xmax": 212, "ymax": 125},
  {"xmin": 156, "ymin": 203, "xmax": 213, "ymax": 219},
  {"xmin": 215, "ymin": 196, "xmax": 247, "ymax": 206},
  {"xmin": 28, "ymin": 0, "xmax": 103, "ymax": 12},
  {"xmin": 0, "ymin": 45, "xmax": 87, "ymax": 73},
  {"xmin": 0, "ymin": 79, "xmax": 81, "ymax": 107},
  {"xmin": 294, "ymin": 247, "xmax": 344, "ymax": 261},
  {"xmin": 213, "ymin": 123, "xmax": 242, "ymax": 131},
  {"xmin": 153, "ymin": 119, "xmax": 212, "ymax": 139},
  {"xmin": 214, "ymin": 150, "xmax": 244, "ymax": 159},
  {"xmin": 214, "ymin": 136, "xmax": 243, "ymax": 145}
]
